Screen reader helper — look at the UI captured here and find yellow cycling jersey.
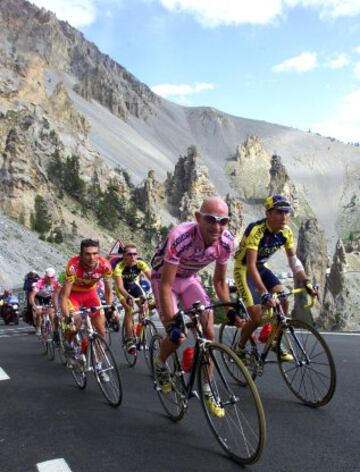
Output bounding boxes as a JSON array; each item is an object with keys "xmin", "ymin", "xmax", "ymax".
[
  {"xmin": 113, "ymin": 259, "xmax": 150, "ymax": 290},
  {"xmin": 234, "ymin": 218, "xmax": 294, "ymax": 267}
]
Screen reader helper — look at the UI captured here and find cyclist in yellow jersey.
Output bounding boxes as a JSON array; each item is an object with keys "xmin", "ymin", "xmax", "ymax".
[
  {"xmin": 233, "ymin": 195, "xmax": 317, "ymax": 361},
  {"xmin": 113, "ymin": 244, "xmax": 152, "ymax": 354}
]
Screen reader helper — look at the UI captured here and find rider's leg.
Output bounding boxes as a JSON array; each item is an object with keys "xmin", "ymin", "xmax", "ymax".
[
  {"xmin": 122, "ymin": 302, "xmax": 134, "ymax": 340},
  {"xmin": 238, "ymin": 304, "xmax": 262, "ymax": 348},
  {"xmin": 151, "ymin": 274, "xmax": 183, "ymax": 364}
]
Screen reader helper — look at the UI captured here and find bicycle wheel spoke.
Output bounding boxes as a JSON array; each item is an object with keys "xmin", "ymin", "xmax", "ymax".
[
  {"xmin": 121, "ymin": 322, "xmax": 137, "ymax": 367},
  {"xmin": 219, "ymin": 323, "xmax": 253, "ymax": 385},
  {"xmin": 91, "ymin": 336, "xmax": 122, "ymax": 407},
  {"xmin": 150, "ymin": 334, "xmax": 187, "ymax": 422},
  {"xmin": 199, "ymin": 342, "xmax": 266, "ymax": 465},
  {"xmin": 143, "ymin": 320, "xmax": 158, "ymax": 371},
  {"xmin": 278, "ymin": 320, "xmax": 336, "ymax": 407}
]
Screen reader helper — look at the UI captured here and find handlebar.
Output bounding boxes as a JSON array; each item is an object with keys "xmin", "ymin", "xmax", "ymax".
[
  {"xmin": 275, "ymin": 286, "xmax": 319, "ymax": 308},
  {"xmin": 70, "ymin": 304, "xmax": 113, "ymax": 317}
]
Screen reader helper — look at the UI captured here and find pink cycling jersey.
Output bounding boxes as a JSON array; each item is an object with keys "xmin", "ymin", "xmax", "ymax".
[
  {"xmin": 33, "ymin": 277, "xmax": 61, "ymax": 298},
  {"xmin": 151, "ymin": 222, "xmax": 234, "ymax": 320},
  {"xmin": 151, "ymin": 222, "xmax": 234, "ymax": 278}
]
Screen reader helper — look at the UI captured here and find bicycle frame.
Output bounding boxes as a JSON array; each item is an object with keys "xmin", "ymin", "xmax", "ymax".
[
  {"xmin": 168, "ymin": 301, "xmax": 241, "ymax": 400},
  {"xmin": 241, "ymin": 288, "xmax": 317, "ymax": 368}
]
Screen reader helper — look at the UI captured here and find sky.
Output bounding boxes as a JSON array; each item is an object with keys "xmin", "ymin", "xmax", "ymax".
[{"xmin": 29, "ymin": 0, "xmax": 360, "ymax": 143}]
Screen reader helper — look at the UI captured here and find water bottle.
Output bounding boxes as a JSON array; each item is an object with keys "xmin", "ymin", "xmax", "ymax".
[
  {"xmin": 135, "ymin": 321, "xmax": 143, "ymax": 337},
  {"xmin": 258, "ymin": 323, "xmax": 272, "ymax": 343},
  {"xmin": 81, "ymin": 337, "xmax": 88, "ymax": 353},
  {"xmin": 182, "ymin": 346, "xmax": 194, "ymax": 373}
]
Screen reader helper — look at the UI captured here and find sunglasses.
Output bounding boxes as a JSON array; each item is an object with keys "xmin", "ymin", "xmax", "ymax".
[
  {"xmin": 199, "ymin": 212, "xmax": 230, "ymax": 226},
  {"xmin": 126, "ymin": 252, "xmax": 138, "ymax": 257}
]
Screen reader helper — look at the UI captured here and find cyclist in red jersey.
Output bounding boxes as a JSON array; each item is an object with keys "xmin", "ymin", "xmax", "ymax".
[{"xmin": 61, "ymin": 239, "xmax": 113, "ymax": 348}]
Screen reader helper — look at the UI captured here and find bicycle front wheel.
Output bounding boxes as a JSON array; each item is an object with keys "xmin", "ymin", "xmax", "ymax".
[
  {"xmin": 91, "ymin": 335, "xmax": 122, "ymax": 407},
  {"xmin": 141, "ymin": 319, "xmax": 158, "ymax": 371},
  {"xmin": 121, "ymin": 322, "xmax": 137, "ymax": 367},
  {"xmin": 277, "ymin": 319, "xmax": 336, "ymax": 407},
  {"xmin": 198, "ymin": 342, "xmax": 266, "ymax": 465},
  {"xmin": 150, "ymin": 333, "xmax": 187, "ymax": 422},
  {"xmin": 219, "ymin": 322, "xmax": 257, "ymax": 385}
]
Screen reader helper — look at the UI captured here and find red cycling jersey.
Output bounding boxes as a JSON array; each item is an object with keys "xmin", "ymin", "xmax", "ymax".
[{"xmin": 65, "ymin": 256, "xmax": 112, "ymax": 292}]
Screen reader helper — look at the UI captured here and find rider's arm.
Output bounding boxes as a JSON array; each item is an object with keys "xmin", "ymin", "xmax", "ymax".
[
  {"xmin": 144, "ymin": 269, "xmax": 152, "ymax": 281},
  {"xmin": 28, "ymin": 290, "xmax": 36, "ymax": 306},
  {"xmin": 285, "ymin": 248, "xmax": 317, "ymax": 295},
  {"xmin": 113, "ymin": 275, "xmax": 130, "ymax": 300},
  {"xmin": 286, "ymin": 248, "xmax": 307, "ymax": 282},
  {"xmin": 159, "ymin": 261, "xmax": 178, "ymax": 323},
  {"xmin": 247, "ymin": 249, "xmax": 276, "ymax": 307},
  {"xmin": 60, "ymin": 280, "xmax": 73, "ymax": 318},
  {"xmin": 213, "ymin": 262, "xmax": 231, "ymax": 302},
  {"xmin": 52, "ymin": 286, "xmax": 60, "ymax": 311},
  {"xmin": 103, "ymin": 278, "xmax": 113, "ymax": 305},
  {"xmin": 247, "ymin": 249, "xmax": 267, "ymax": 294}
]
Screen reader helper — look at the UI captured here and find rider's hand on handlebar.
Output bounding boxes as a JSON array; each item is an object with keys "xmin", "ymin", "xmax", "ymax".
[
  {"xmin": 165, "ymin": 316, "xmax": 185, "ymax": 344},
  {"xmin": 126, "ymin": 295, "xmax": 134, "ymax": 306},
  {"xmin": 260, "ymin": 292, "xmax": 276, "ymax": 308},
  {"xmin": 227, "ymin": 308, "xmax": 245, "ymax": 327},
  {"xmin": 303, "ymin": 280, "xmax": 318, "ymax": 298}
]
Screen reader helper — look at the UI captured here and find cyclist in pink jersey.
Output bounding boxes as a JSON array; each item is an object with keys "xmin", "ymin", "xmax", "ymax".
[
  {"xmin": 151, "ymin": 196, "xmax": 235, "ymax": 417},
  {"xmin": 29, "ymin": 268, "xmax": 61, "ymax": 335}
]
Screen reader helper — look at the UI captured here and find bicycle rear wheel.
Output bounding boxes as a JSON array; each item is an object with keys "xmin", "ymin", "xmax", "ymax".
[
  {"xmin": 57, "ymin": 329, "xmax": 67, "ymax": 366},
  {"xmin": 198, "ymin": 342, "xmax": 266, "ymax": 465},
  {"xmin": 141, "ymin": 319, "xmax": 158, "ymax": 371},
  {"xmin": 91, "ymin": 335, "xmax": 122, "ymax": 407},
  {"xmin": 277, "ymin": 319, "xmax": 336, "ymax": 407},
  {"xmin": 150, "ymin": 333, "xmax": 188, "ymax": 422},
  {"xmin": 121, "ymin": 321, "xmax": 137, "ymax": 367}
]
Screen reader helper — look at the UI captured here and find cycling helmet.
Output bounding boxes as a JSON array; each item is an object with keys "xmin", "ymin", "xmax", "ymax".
[
  {"xmin": 45, "ymin": 267, "xmax": 56, "ymax": 277},
  {"xmin": 264, "ymin": 194, "xmax": 292, "ymax": 212}
]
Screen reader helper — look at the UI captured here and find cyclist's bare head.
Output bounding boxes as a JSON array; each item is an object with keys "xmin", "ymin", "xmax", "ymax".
[
  {"xmin": 195, "ymin": 196, "xmax": 229, "ymax": 246},
  {"xmin": 80, "ymin": 238, "xmax": 100, "ymax": 269}
]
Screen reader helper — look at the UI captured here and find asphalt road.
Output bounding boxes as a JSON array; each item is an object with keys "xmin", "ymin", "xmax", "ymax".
[{"xmin": 0, "ymin": 321, "xmax": 359, "ymax": 472}]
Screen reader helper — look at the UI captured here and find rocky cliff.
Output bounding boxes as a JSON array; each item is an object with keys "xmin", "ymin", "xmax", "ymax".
[
  {"xmin": 0, "ymin": 0, "xmax": 359, "ymax": 329},
  {"xmin": 320, "ymin": 240, "xmax": 360, "ymax": 330},
  {"xmin": 293, "ymin": 218, "xmax": 328, "ymax": 324}
]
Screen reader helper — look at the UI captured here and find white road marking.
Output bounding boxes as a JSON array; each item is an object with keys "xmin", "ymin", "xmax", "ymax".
[
  {"xmin": 319, "ymin": 331, "xmax": 360, "ymax": 336},
  {"xmin": 0, "ymin": 367, "xmax": 10, "ymax": 381},
  {"xmin": 36, "ymin": 458, "xmax": 72, "ymax": 472}
]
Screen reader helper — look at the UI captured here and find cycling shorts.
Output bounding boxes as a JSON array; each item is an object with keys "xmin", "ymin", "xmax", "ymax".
[
  {"xmin": 67, "ymin": 289, "xmax": 102, "ymax": 318},
  {"xmin": 35, "ymin": 295, "xmax": 52, "ymax": 306},
  {"xmin": 151, "ymin": 273, "xmax": 210, "ymax": 322},
  {"xmin": 233, "ymin": 265, "xmax": 280, "ymax": 308}
]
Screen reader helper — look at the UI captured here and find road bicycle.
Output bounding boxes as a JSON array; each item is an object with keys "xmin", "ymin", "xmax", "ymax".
[
  {"xmin": 38, "ymin": 304, "xmax": 56, "ymax": 361},
  {"xmin": 121, "ymin": 295, "xmax": 158, "ymax": 370},
  {"xmin": 64, "ymin": 305, "xmax": 122, "ymax": 407},
  {"xmin": 219, "ymin": 288, "xmax": 336, "ymax": 407},
  {"xmin": 150, "ymin": 300, "xmax": 266, "ymax": 465}
]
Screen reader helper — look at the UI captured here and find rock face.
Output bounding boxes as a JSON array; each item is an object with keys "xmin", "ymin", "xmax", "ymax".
[
  {"xmin": 225, "ymin": 194, "xmax": 244, "ymax": 242},
  {"xmin": 268, "ymin": 154, "xmax": 299, "ymax": 209},
  {"xmin": 293, "ymin": 218, "xmax": 327, "ymax": 324},
  {"xmin": 166, "ymin": 146, "xmax": 217, "ymax": 220},
  {"xmin": 0, "ymin": 0, "xmax": 158, "ymax": 122},
  {"xmin": 226, "ymin": 136, "xmax": 271, "ymax": 200},
  {"xmin": 320, "ymin": 240, "xmax": 360, "ymax": 330},
  {"xmin": 0, "ymin": 0, "xmax": 360, "ymax": 330}
]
